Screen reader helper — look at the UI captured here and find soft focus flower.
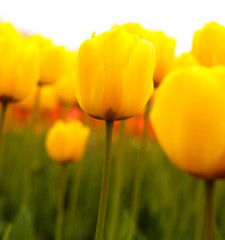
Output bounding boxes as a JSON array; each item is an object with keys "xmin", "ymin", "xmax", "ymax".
[
  {"xmin": 76, "ymin": 26, "xmax": 155, "ymax": 121},
  {"xmin": 55, "ymin": 51, "xmax": 77, "ymax": 105},
  {"xmin": 0, "ymin": 32, "xmax": 39, "ymax": 103},
  {"xmin": 0, "ymin": 22, "xmax": 20, "ymax": 37},
  {"xmin": 120, "ymin": 23, "xmax": 176, "ymax": 86},
  {"xmin": 45, "ymin": 120, "xmax": 90, "ymax": 163},
  {"xmin": 151, "ymin": 66, "xmax": 225, "ymax": 179},
  {"xmin": 26, "ymin": 35, "xmax": 68, "ymax": 85},
  {"xmin": 191, "ymin": 21, "xmax": 225, "ymax": 67}
]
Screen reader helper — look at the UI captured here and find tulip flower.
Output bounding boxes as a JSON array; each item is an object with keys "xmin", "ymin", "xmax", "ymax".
[
  {"xmin": 119, "ymin": 23, "xmax": 176, "ymax": 86},
  {"xmin": 0, "ymin": 24, "xmax": 39, "ymax": 155},
  {"xmin": 76, "ymin": 26, "xmax": 155, "ymax": 240},
  {"xmin": 45, "ymin": 120, "xmax": 90, "ymax": 163},
  {"xmin": 76, "ymin": 26, "xmax": 155, "ymax": 121},
  {"xmin": 26, "ymin": 35, "xmax": 68, "ymax": 85},
  {"xmin": 55, "ymin": 51, "xmax": 78, "ymax": 106},
  {"xmin": 192, "ymin": 21, "xmax": 225, "ymax": 67},
  {"xmin": 46, "ymin": 119, "xmax": 90, "ymax": 240},
  {"xmin": 151, "ymin": 66, "xmax": 225, "ymax": 240},
  {"xmin": 0, "ymin": 35, "xmax": 39, "ymax": 104}
]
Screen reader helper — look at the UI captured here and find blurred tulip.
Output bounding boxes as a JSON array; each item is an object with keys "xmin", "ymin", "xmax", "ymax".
[
  {"xmin": 192, "ymin": 21, "xmax": 225, "ymax": 67},
  {"xmin": 26, "ymin": 35, "xmax": 68, "ymax": 85},
  {"xmin": 0, "ymin": 34, "xmax": 39, "ymax": 103},
  {"xmin": 0, "ymin": 22, "xmax": 20, "ymax": 37},
  {"xmin": 55, "ymin": 70, "xmax": 77, "ymax": 105},
  {"xmin": 151, "ymin": 66, "xmax": 225, "ymax": 179},
  {"xmin": 76, "ymin": 26, "xmax": 155, "ymax": 121},
  {"xmin": 120, "ymin": 23, "xmax": 176, "ymax": 86},
  {"xmin": 45, "ymin": 120, "xmax": 90, "ymax": 163}
]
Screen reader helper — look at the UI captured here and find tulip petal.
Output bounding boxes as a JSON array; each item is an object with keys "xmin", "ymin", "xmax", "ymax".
[{"xmin": 120, "ymin": 39, "xmax": 155, "ymax": 120}]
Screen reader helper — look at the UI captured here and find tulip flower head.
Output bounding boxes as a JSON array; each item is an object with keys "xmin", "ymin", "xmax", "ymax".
[
  {"xmin": 0, "ymin": 30, "xmax": 39, "ymax": 103},
  {"xmin": 55, "ymin": 51, "xmax": 78, "ymax": 105},
  {"xmin": 45, "ymin": 120, "xmax": 90, "ymax": 163},
  {"xmin": 192, "ymin": 21, "xmax": 225, "ymax": 67},
  {"xmin": 26, "ymin": 35, "xmax": 68, "ymax": 85},
  {"xmin": 151, "ymin": 66, "xmax": 225, "ymax": 179},
  {"xmin": 119, "ymin": 23, "xmax": 176, "ymax": 86},
  {"xmin": 76, "ymin": 26, "xmax": 155, "ymax": 121}
]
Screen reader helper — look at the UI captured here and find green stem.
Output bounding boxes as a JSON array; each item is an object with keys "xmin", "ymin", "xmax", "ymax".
[
  {"xmin": 131, "ymin": 100, "xmax": 150, "ymax": 223},
  {"xmin": 55, "ymin": 163, "xmax": 68, "ymax": 240},
  {"xmin": 0, "ymin": 102, "xmax": 7, "ymax": 142},
  {"xmin": 95, "ymin": 120, "xmax": 114, "ymax": 240},
  {"xmin": 204, "ymin": 180, "xmax": 215, "ymax": 240},
  {"xmin": 0, "ymin": 102, "xmax": 8, "ymax": 179},
  {"xmin": 22, "ymin": 85, "xmax": 41, "ymax": 207},
  {"xmin": 67, "ymin": 161, "xmax": 83, "ymax": 237},
  {"xmin": 108, "ymin": 120, "xmax": 125, "ymax": 240}
]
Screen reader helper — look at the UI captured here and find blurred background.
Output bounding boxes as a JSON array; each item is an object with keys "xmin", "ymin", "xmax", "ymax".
[{"xmin": 1, "ymin": 0, "xmax": 225, "ymax": 54}]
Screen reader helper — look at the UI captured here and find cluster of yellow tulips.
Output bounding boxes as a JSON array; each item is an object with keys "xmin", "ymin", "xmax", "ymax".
[{"xmin": 1, "ymin": 19, "xmax": 225, "ymax": 240}]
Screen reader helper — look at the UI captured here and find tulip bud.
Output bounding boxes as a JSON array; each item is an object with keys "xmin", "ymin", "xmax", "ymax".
[
  {"xmin": 151, "ymin": 66, "xmax": 225, "ymax": 179},
  {"xmin": 45, "ymin": 120, "xmax": 90, "ymax": 163},
  {"xmin": 76, "ymin": 26, "xmax": 155, "ymax": 121}
]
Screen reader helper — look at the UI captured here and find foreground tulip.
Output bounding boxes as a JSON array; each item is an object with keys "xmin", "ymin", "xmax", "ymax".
[
  {"xmin": 151, "ymin": 66, "xmax": 225, "ymax": 240},
  {"xmin": 76, "ymin": 26, "xmax": 155, "ymax": 121},
  {"xmin": 76, "ymin": 26, "xmax": 155, "ymax": 240},
  {"xmin": 192, "ymin": 21, "xmax": 225, "ymax": 67},
  {"xmin": 46, "ymin": 120, "xmax": 90, "ymax": 240}
]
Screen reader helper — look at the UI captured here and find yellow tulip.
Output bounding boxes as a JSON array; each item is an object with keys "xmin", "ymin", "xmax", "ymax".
[
  {"xmin": 150, "ymin": 66, "xmax": 225, "ymax": 179},
  {"xmin": 191, "ymin": 21, "xmax": 225, "ymax": 67},
  {"xmin": 26, "ymin": 35, "xmax": 68, "ymax": 85},
  {"xmin": 55, "ymin": 71, "xmax": 77, "ymax": 105},
  {"xmin": 119, "ymin": 23, "xmax": 176, "ymax": 85},
  {"xmin": 76, "ymin": 26, "xmax": 155, "ymax": 121},
  {"xmin": 55, "ymin": 51, "xmax": 77, "ymax": 105},
  {"xmin": 0, "ymin": 22, "xmax": 20, "ymax": 37},
  {"xmin": 0, "ymin": 35, "xmax": 39, "ymax": 103},
  {"xmin": 45, "ymin": 120, "xmax": 90, "ymax": 163},
  {"xmin": 149, "ymin": 30, "xmax": 176, "ymax": 85}
]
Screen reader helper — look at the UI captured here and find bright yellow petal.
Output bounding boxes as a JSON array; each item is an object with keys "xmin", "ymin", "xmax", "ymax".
[{"xmin": 120, "ymin": 39, "xmax": 155, "ymax": 119}]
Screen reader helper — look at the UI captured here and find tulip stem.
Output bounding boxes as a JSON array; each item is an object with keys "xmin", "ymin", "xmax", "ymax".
[
  {"xmin": 95, "ymin": 120, "xmax": 114, "ymax": 240},
  {"xmin": 0, "ymin": 102, "xmax": 7, "ymax": 142},
  {"xmin": 22, "ymin": 85, "xmax": 41, "ymax": 207},
  {"xmin": 0, "ymin": 102, "xmax": 8, "ymax": 178},
  {"xmin": 131, "ymin": 100, "xmax": 150, "ymax": 223},
  {"xmin": 55, "ymin": 163, "xmax": 68, "ymax": 240},
  {"xmin": 108, "ymin": 120, "xmax": 125, "ymax": 240},
  {"xmin": 203, "ymin": 180, "xmax": 215, "ymax": 240}
]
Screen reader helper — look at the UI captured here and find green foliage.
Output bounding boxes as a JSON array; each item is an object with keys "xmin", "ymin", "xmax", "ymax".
[{"xmin": 0, "ymin": 126, "xmax": 224, "ymax": 239}]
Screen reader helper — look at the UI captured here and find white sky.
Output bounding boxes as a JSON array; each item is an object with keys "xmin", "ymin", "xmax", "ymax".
[{"xmin": 1, "ymin": 0, "xmax": 225, "ymax": 55}]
